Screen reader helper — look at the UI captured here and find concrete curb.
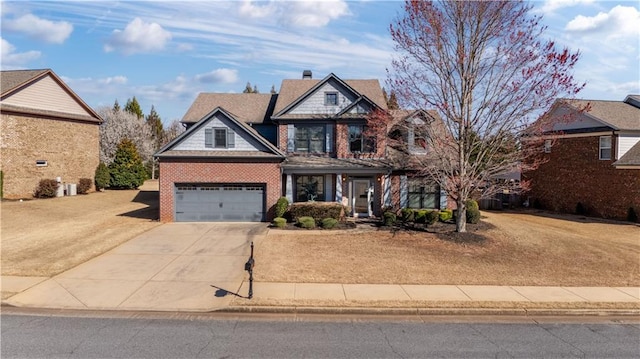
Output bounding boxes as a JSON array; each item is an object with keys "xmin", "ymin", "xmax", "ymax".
[{"xmin": 222, "ymin": 306, "xmax": 640, "ymax": 317}]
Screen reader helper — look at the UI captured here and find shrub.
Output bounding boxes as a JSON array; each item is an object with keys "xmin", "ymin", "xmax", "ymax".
[
  {"xmin": 425, "ymin": 210, "xmax": 440, "ymax": 225},
  {"xmin": 466, "ymin": 208, "xmax": 481, "ymax": 224},
  {"xmin": 275, "ymin": 197, "xmax": 289, "ymax": 218},
  {"xmin": 383, "ymin": 211, "xmax": 397, "ymax": 226},
  {"xmin": 34, "ymin": 179, "xmax": 58, "ymax": 198},
  {"xmin": 439, "ymin": 209, "xmax": 453, "ymax": 222},
  {"xmin": 414, "ymin": 209, "xmax": 428, "ymax": 224},
  {"xmin": 321, "ymin": 217, "xmax": 338, "ymax": 229},
  {"xmin": 628, "ymin": 207, "xmax": 638, "ymax": 223},
  {"xmin": 109, "ymin": 139, "xmax": 148, "ymax": 189},
  {"xmin": 77, "ymin": 178, "xmax": 92, "ymax": 194},
  {"xmin": 401, "ymin": 208, "xmax": 415, "ymax": 222},
  {"xmin": 466, "ymin": 199, "xmax": 479, "ymax": 211},
  {"xmin": 289, "ymin": 202, "xmax": 344, "ymax": 222},
  {"xmin": 575, "ymin": 202, "xmax": 587, "ymax": 215},
  {"xmin": 272, "ymin": 217, "xmax": 287, "ymax": 228},
  {"xmin": 296, "ymin": 216, "xmax": 316, "ymax": 229},
  {"xmin": 94, "ymin": 162, "xmax": 110, "ymax": 190}
]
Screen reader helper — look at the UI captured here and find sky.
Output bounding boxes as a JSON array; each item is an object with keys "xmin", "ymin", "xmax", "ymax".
[{"xmin": 1, "ymin": 0, "xmax": 639, "ymax": 125}]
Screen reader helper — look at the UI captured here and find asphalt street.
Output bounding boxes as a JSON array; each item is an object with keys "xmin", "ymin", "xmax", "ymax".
[{"xmin": 2, "ymin": 313, "xmax": 639, "ymax": 358}]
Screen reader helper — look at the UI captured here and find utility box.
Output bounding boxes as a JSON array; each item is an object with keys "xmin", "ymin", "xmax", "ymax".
[
  {"xmin": 56, "ymin": 177, "xmax": 64, "ymax": 197},
  {"xmin": 66, "ymin": 183, "xmax": 77, "ymax": 196}
]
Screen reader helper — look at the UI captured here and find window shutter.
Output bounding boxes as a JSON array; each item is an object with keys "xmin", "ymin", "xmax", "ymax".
[
  {"xmin": 287, "ymin": 124, "xmax": 295, "ymax": 152},
  {"xmin": 205, "ymin": 128, "xmax": 213, "ymax": 148},
  {"xmin": 227, "ymin": 129, "xmax": 235, "ymax": 148},
  {"xmin": 326, "ymin": 124, "xmax": 334, "ymax": 153}
]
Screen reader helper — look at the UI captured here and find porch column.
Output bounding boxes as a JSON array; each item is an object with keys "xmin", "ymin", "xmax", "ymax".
[
  {"xmin": 383, "ymin": 174, "xmax": 391, "ymax": 207},
  {"xmin": 285, "ymin": 174, "xmax": 293, "ymax": 203},
  {"xmin": 335, "ymin": 173, "xmax": 342, "ymax": 202},
  {"xmin": 400, "ymin": 175, "xmax": 408, "ymax": 208}
]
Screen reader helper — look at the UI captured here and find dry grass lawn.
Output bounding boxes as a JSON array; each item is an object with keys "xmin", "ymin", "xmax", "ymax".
[
  {"xmin": 255, "ymin": 211, "xmax": 640, "ymax": 287},
  {"xmin": 1, "ymin": 181, "xmax": 161, "ymax": 277}
]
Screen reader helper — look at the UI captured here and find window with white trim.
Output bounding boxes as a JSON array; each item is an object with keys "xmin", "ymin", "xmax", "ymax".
[
  {"xmin": 205, "ymin": 127, "xmax": 235, "ymax": 149},
  {"xmin": 544, "ymin": 139, "xmax": 552, "ymax": 153},
  {"xmin": 599, "ymin": 136, "xmax": 611, "ymax": 160}
]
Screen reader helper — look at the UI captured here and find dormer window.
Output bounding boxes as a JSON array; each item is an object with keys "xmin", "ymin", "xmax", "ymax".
[{"xmin": 325, "ymin": 92, "xmax": 338, "ymax": 106}]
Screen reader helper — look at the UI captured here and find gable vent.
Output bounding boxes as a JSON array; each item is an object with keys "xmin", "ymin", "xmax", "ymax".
[{"xmin": 302, "ymin": 70, "xmax": 312, "ymax": 79}]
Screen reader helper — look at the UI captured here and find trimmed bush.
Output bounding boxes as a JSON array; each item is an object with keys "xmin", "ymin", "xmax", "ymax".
[
  {"xmin": 466, "ymin": 199, "xmax": 479, "ymax": 211},
  {"xmin": 34, "ymin": 179, "xmax": 58, "ymax": 198},
  {"xmin": 272, "ymin": 217, "xmax": 287, "ymax": 228},
  {"xmin": 289, "ymin": 202, "xmax": 344, "ymax": 222},
  {"xmin": 466, "ymin": 208, "xmax": 481, "ymax": 224},
  {"xmin": 401, "ymin": 208, "xmax": 414, "ymax": 222},
  {"xmin": 439, "ymin": 209, "xmax": 453, "ymax": 222},
  {"xmin": 383, "ymin": 211, "xmax": 397, "ymax": 226},
  {"xmin": 77, "ymin": 178, "xmax": 92, "ymax": 194},
  {"xmin": 425, "ymin": 210, "xmax": 439, "ymax": 225},
  {"xmin": 414, "ymin": 209, "xmax": 428, "ymax": 224},
  {"xmin": 628, "ymin": 207, "xmax": 638, "ymax": 223},
  {"xmin": 296, "ymin": 216, "xmax": 316, "ymax": 229},
  {"xmin": 321, "ymin": 217, "xmax": 338, "ymax": 229},
  {"xmin": 275, "ymin": 197, "xmax": 289, "ymax": 218},
  {"xmin": 94, "ymin": 162, "xmax": 110, "ymax": 190}
]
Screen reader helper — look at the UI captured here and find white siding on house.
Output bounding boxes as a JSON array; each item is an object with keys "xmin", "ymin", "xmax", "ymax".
[
  {"xmin": 2, "ymin": 75, "xmax": 90, "ymax": 117},
  {"xmin": 617, "ymin": 133, "xmax": 640, "ymax": 159},
  {"xmin": 174, "ymin": 114, "xmax": 267, "ymax": 151},
  {"xmin": 288, "ymin": 80, "xmax": 358, "ymax": 115}
]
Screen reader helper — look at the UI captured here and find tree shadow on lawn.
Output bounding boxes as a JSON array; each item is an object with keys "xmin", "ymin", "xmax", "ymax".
[
  {"xmin": 117, "ymin": 190, "xmax": 159, "ymax": 220},
  {"xmin": 498, "ymin": 208, "xmax": 639, "ymax": 226},
  {"xmin": 380, "ymin": 218, "xmax": 496, "ymax": 245}
]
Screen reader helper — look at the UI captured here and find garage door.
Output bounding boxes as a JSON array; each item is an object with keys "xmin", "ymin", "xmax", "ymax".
[{"xmin": 174, "ymin": 184, "xmax": 265, "ymax": 222}]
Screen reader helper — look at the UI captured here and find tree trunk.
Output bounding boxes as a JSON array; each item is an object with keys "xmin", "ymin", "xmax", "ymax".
[{"xmin": 455, "ymin": 197, "xmax": 467, "ymax": 233}]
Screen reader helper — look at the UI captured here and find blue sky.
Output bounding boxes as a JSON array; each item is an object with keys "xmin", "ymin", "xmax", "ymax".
[{"xmin": 1, "ymin": 0, "xmax": 639, "ymax": 125}]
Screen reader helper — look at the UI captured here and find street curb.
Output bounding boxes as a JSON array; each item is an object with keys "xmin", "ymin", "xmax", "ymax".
[{"xmin": 222, "ymin": 306, "xmax": 640, "ymax": 317}]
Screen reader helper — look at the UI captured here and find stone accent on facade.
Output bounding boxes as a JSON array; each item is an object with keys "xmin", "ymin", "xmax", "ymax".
[
  {"xmin": 525, "ymin": 135, "xmax": 640, "ymax": 221},
  {"xmin": 158, "ymin": 160, "xmax": 282, "ymax": 222},
  {"xmin": 0, "ymin": 113, "xmax": 99, "ymax": 199}
]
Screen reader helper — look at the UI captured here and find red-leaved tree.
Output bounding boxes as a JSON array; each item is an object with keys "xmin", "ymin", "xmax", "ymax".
[{"xmin": 384, "ymin": 0, "xmax": 585, "ymax": 232}]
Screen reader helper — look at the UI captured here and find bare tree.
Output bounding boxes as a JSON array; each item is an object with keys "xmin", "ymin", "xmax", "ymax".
[
  {"xmin": 98, "ymin": 107, "xmax": 155, "ymax": 166},
  {"xmin": 384, "ymin": 0, "xmax": 585, "ymax": 232},
  {"xmin": 161, "ymin": 119, "xmax": 185, "ymax": 147}
]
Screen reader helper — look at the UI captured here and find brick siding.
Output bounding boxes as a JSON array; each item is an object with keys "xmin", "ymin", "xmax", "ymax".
[
  {"xmin": 525, "ymin": 135, "xmax": 640, "ymax": 221},
  {"xmin": 0, "ymin": 113, "xmax": 99, "ymax": 199},
  {"xmin": 158, "ymin": 160, "xmax": 282, "ymax": 222}
]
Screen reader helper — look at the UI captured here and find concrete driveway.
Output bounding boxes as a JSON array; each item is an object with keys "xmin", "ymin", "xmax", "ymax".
[{"xmin": 5, "ymin": 223, "xmax": 267, "ymax": 311}]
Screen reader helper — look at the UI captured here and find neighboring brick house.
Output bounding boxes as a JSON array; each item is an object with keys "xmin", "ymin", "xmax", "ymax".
[
  {"xmin": 156, "ymin": 71, "xmax": 449, "ymax": 222},
  {"xmin": 0, "ymin": 69, "xmax": 102, "ymax": 199},
  {"xmin": 524, "ymin": 95, "xmax": 640, "ymax": 221}
]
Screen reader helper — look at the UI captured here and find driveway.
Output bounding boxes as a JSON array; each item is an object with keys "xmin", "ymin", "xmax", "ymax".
[{"xmin": 5, "ymin": 223, "xmax": 267, "ymax": 311}]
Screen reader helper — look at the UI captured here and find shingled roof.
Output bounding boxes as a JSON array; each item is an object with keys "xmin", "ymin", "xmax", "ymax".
[
  {"xmin": 0, "ymin": 69, "xmax": 49, "ymax": 97},
  {"xmin": 181, "ymin": 93, "xmax": 276, "ymax": 124},
  {"xmin": 565, "ymin": 98, "xmax": 640, "ymax": 131}
]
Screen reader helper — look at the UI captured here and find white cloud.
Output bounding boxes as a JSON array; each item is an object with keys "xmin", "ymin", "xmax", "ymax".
[
  {"xmin": 538, "ymin": 0, "xmax": 595, "ymax": 15},
  {"xmin": 280, "ymin": 0, "xmax": 350, "ymax": 27},
  {"xmin": 104, "ymin": 17, "xmax": 172, "ymax": 55},
  {"xmin": 239, "ymin": 0, "xmax": 276, "ymax": 18},
  {"xmin": 98, "ymin": 76, "xmax": 128, "ymax": 85},
  {"xmin": 566, "ymin": 5, "xmax": 640, "ymax": 37},
  {"xmin": 0, "ymin": 37, "xmax": 41, "ymax": 69},
  {"xmin": 195, "ymin": 68, "xmax": 238, "ymax": 84},
  {"xmin": 2, "ymin": 13, "xmax": 73, "ymax": 44}
]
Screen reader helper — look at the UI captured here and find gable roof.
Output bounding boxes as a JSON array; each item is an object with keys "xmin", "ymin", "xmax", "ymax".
[
  {"xmin": 613, "ymin": 140, "xmax": 640, "ymax": 168},
  {"xmin": 181, "ymin": 93, "xmax": 276, "ymax": 124},
  {"xmin": 273, "ymin": 73, "xmax": 387, "ymax": 116},
  {"xmin": 0, "ymin": 68, "xmax": 102, "ymax": 123},
  {"xmin": 157, "ymin": 107, "xmax": 285, "ymax": 159},
  {"xmin": 562, "ymin": 98, "xmax": 640, "ymax": 131}
]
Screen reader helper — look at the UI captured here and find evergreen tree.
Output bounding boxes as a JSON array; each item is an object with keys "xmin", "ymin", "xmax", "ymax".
[
  {"xmin": 113, "ymin": 99, "xmax": 121, "ymax": 112},
  {"xmin": 243, "ymin": 82, "xmax": 253, "ymax": 93},
  {"xmin": 270, "ymin": 85, "xmax": 277, "ymax": 94},
  {"xmin": 124, "ymin": 96, "xmax": 144, "ymax": 119},
  {"xmin": 108, "ymin": 139, "xmax": 147, "ymax": 189},
  {"xmin": 253, "ymin": 84, "xmax": 259, "ymax": 93},
  {"xmin": 388, "ymin": 91, "xmax": 399, "ymax": 110},
  {"xmin": 146, "ymin": 105, "xmax": 164, "ymax": 149}
]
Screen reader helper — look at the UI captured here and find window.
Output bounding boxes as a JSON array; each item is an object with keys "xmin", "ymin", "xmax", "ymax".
[
  {"xmin": 408, "ymin": 180, "xmax": 439, "ymax": 209},
  {"xmin": 205, "ymin": 128, "xmax": 235, "ymax": 149},
  {"xmin": 295, "ymin": 175, "xmax": 325, "ymax": 202},
  {"xmin": 295, "ymin": 125, "xmax": 325, "ymax": 153},
  {"xmin": 325, "ymin": 92, "xmax": 338, "ymax": 106},
  {"xmin": 35, "ymin": 160, "xmax": 48, "ymax": 167},
  {"xmin": 544, "ymin": 139, "xmax": 552, "ymax": 153},
  {"xmin": 599, "ymin": 136, "xmax": 611, "ymax": 160},
  {"xmin": 349, "ymin": 125, "xmax": 375, "ymax": 153}
]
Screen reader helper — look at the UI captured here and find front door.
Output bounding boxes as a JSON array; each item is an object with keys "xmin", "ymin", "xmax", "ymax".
[{"xmin": 352, "ymin": 179, "xmax": 372, "ymax": 217}]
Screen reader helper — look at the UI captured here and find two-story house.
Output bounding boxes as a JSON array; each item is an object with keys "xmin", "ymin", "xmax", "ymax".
[
  {"xmin": 524, "ymin": 95, "xmax": 640, "ymax": 221},
  {"xmin": 155, "ymin": 71, "xmax": 448, "ymax": 222}
]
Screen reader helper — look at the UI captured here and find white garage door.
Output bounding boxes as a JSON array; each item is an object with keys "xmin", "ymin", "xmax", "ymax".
[{"xmin": 174, "ymin": 184, "xmax": 265, "ymax": 222}]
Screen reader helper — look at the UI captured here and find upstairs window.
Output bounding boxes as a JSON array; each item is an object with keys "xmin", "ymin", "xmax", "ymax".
[
  {"xmin": 599, "ymin": 136, "xmax": 611, "ymax": 160},
  {"xmin": 544, "ymin": 139, "xmax": 552, "ymax": 153},
  {"xmin": 205, "ymin": 127, "xmax": 235, "ymax": 149},
  {"xmin": 325, "ymin": 92, "xmax": 338, "ymax": 106},
  {"xmin": 295, "ymin": 125, "xmax": 325, "ymax": 153},
  {"xmin": 349, "ymin": 125, "xmax": 376, "ymax": 153}
]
